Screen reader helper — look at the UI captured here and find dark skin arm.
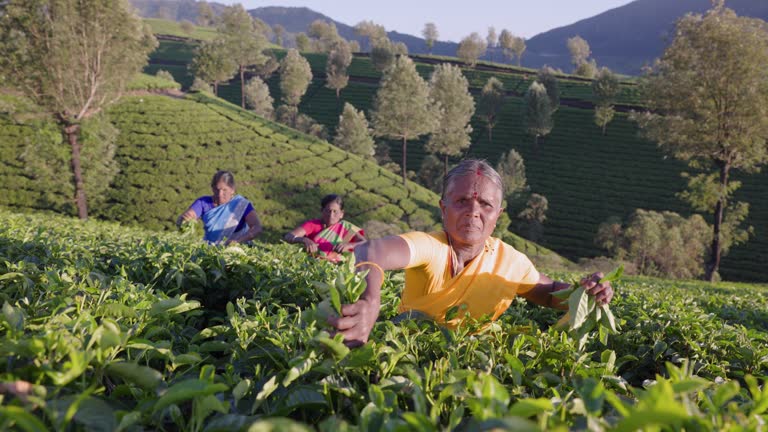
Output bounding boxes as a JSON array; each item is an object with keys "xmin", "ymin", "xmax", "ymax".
[
  {"xmin": 327, "ymin": 235, "xmax": 411, "ymax": 347},
  {"xmin": 228, "ymin": 211, "xmax": 263, "ymax": 244},
  {"xmin": 329, "ymin": 237, "xmax": 614, "ymax": 347}
]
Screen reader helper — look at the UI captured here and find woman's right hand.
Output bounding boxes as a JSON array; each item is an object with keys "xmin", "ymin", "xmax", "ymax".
[{"xmin": 302, "ymin": 237, "xmax": 318, "ymax": 254}]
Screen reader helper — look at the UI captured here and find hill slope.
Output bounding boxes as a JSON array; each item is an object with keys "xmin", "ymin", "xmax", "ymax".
[
  {"xmin": 142, "ymin": 39, "xmax": 767, "ymax": 282},
  {"xmin": 0, "ymin": 88, "xmax": 555, "ymax": 260}
]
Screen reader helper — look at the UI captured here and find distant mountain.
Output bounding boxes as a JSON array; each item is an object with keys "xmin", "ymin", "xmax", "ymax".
[
  {"xmin": 248, "ymin": 6, "xmax": 460, "ymax": 55},
  {"xmin": 129, "ymin": 0, "xmax": 227, "ymax": 22},
  {"xmin": 524, "ymin": 0, "xmax": 768, "ymax": 74},
  {"xmin": 131, "ymin": 0, "xmax": 768, "ymax": 75}
]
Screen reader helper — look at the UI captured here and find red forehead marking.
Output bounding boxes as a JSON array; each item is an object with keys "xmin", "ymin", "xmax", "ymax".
[
  {"xmin": 476, "ymin": 169, "xmax": 482, "ymax": 176},
  {"xmin": 473, "ymin": 191, "xmax": 478, "ymax": 198}
]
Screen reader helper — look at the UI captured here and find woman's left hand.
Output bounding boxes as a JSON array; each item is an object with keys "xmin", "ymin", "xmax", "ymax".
[
  {"xmin": 580, "ymin": 272, "xmax": 613, "ymax": 305},
  {"xmin": 333, "ymin": 242, "xmax": 348, "ymax": 253}
]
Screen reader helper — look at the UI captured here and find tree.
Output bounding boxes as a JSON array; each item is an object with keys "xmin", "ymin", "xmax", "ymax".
[
  {"xmin": 516, "ymin": 193, "xmax": 548, "ymax": 242},
  {"xmin": 326, "ymin": 39, "xmax": 352, "ymax": 99},
  {"xmin": 252, "ymin": 17, "xmax": 273, "ymax": 40},
  {"xmin": 308, "ymin": 19, "xmax": 340, "ymax": 52},
  {"xmin": 155, "ymin": 69, "xmax": 177, "ymax": 84},
  {"xmin": 295, "ymin": 33, "xmax": 311, "ymax": 51},
  {"xmin": 575, "ymin": 58, "xmax": 598, "ymax": 78},
  {"xmin": 486, "ymin": 26, "xmax": 497, "ymax": 61},
  {"xmin": 631, "ymin": 4, "xmax": 768, "ymax": 281},
  {"xmin": 567, "ymin": 35, "xmax": 591, "ymax": 70},
  {"xmin": 279, "ymin": 49, "xmax": 312, "ymax": 126},
  {"xmin": 499, "ymin": 31, "xmax": 527, "ymax": 66},
  {"xmin": 417, "ymin": 154, "xmax": 444, "ymax": 193},
  {"xmin": 180, "ymin": 20, "xmax": 195, "ymax": 35},
  {"xmin": 218, "ymin": 4, "xmax": 268, "ymax": 109},
  {"xmin": 349, "ymin": 40, "xmax": 361, "ymax": 53},
  {"xmin": 525, "ymin": 81, "xmax": 553, "ymax": 149},
  {"xmin": 457, "ymin": 32, "xmax": 487, "ymax": 68},
  {"xmin": 334, "ymin": 103, "xmax": 375, "ymax": 158},
  {"xmin": 495, "ymin": 150, "xmax": 528, "ymax": 204},
  {"xmin": 197, "ymin": 1, "xmax": 215, "ymax": 26},
  {"xmin": 510, "ymin": 35, "xmax": 526, "ymax": 66},
  {"xmin": 251, "ymin": 51, "xmax": 280, "ymax": 80},
  {"xmin": 422, "ymin": 22, "xmax": 439, "ymax": 54},
  {"xmin": 596, "ymin": 210, "xmax": 711, "ymax": 279},
  {"xmin": 355, "ymin": 20, "xmax": 387, "ymax": 51},
  {"xmin": 244, "ymin": 77, "xmax": 274, "ymax": 120},
  {"xmin": 498, "ymin": 29, "xmax": 515, "ymax": 63},
  {"xmin": 273, "ymin": 24, "xmax": 286, "ymax": 47},
  {"xmin": 190, "ymin": 76, "xmax": 212, "ymax": 92},
  {"xmin": 592, "ymin": 67, "xmax": 619, "ymax": 134},
  {"xmin": 372, "ymin": 56, "xmax": 438, "ymax": 184},
  {"xmin": 0, "ymin": 0, "xmax": 157, "ymax": 219},
  {"xmin": 477, "ymin": 77, "xmax": 505, "ymax": 141},
  {"xmin": 536, "ymin": 66, "xmax": 560, "ymax": 114},
  {"xmin": 191, "ymin": 38, "xmax": 236, "ymax": 95},
  {"xmin": 371, "ymin": 39, "xmax": 395, "ymax": 72},
  {"xmin": 426, "ymin": 64, "xmax": 474, "ymax": 174}
]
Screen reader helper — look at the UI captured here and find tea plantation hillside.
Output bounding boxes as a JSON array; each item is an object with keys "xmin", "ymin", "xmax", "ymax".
[
  {"xmin": 146, "ymin": 39, "xmax": 768, "ymax": 282},
  {"xmin": 0, "ymin": 88, "xmax": 556, "ymax": 259},
  {"xmin": 0, "ymin": 209, "xmax": 766, "ymax": 430}
]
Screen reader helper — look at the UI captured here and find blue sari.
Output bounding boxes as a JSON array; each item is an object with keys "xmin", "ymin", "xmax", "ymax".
[{"xmin": 202, "ymin": 195, "xmax": 251, "ymax": 244}]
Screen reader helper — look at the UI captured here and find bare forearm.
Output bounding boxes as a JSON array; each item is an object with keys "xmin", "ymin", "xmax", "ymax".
[{"xmin": 524, "ymin": 276, "xmax": 569, "ymax": 310}]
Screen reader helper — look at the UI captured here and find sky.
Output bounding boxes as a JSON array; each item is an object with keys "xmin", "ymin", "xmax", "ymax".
[{"xmin": 223, "ymin": 0, "xmax": 636, "ymax": 42}]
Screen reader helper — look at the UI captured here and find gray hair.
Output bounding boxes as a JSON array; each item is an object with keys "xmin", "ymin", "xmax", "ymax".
[
  {"xmin": 442, "ymin": 159, "xmax": 503, "ymax": 200},
  {"xmin": 211, "ymin": 170, "xmax": 235, "ymax": 189}
]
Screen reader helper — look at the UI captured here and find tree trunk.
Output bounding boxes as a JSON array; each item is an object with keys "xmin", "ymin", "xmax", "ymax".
[
  {"xmin": 214, "ymin": 81, "xmax": 218, "ymax": 96},
  {"xmin": 487, "ymin": 123, "xmax": 493, "ymax": 142},
  {"xmin": 444, "ymin": 154, "xmax": 448, "ymax": 177},
  {"xmin": 402, "ymin": 136, "xmax": 408, "ymax": 185},
  {"xmin": 64, "ymin": 123, "xmax": 88, "ymax": 220},
  {"xmin": 602, "ymin": 121, "xmax": 607, "ymax": 136},
  {"xmin": 240, "ymin": 65, "xmax": 246, "ymax": 109},
  {"xmin": 705, "ymin": 161, "xmax": 730, "ymax": 282}
]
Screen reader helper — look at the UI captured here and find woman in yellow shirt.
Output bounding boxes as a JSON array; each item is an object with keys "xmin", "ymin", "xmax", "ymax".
[{"xmin": 329, "ymin": 159, "xmax": 614, "ymax": 347}]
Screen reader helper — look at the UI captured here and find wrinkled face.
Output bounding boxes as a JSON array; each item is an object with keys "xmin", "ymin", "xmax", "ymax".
[
  {"xmin": 322, "ymin": 202, "xmax": 344, "ymax": 226},
  {"xmin": 440, "ymin": 174, "xmax": 503, "ymax": 247},
  {"xmin": 212, "ymin": 180, "xmax": 235, "ymax": 206}
]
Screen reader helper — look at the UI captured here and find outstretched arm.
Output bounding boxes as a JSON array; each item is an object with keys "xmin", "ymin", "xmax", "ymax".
[
  {"xmin": 285, "ymin": 226, "xmax": 319, "ymax": 253},
  {"xmin": 328, "ymin": 235, "xmax": 411, "ymax": 347},
  {"xmin": 176, "ymin": 208, "xmax": 198, "ymax": 228}
]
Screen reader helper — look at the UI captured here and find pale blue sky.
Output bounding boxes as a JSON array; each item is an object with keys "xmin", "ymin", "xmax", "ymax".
[{"xmin": 225, "ymin": 0, "xmax": 635, "ymax": 42}]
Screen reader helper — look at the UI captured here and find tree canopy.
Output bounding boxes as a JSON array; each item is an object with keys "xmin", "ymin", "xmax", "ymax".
[
  {"xmin": 632, "ymin": 4, "xmax": 768, "ymax": 281},
  {"xmin": 371, "ymin": 56, "xmax": 438, "ymax": 184},
  {"xmin": 457, "ymin": 32, "xmax": 487, "ymax": 68},
  {"xmin": 334, "ymin": 103, "xmax": 375, "ymax": 159},
  {"xmin": 477, "ymin": 77, "xmax": 505, "ymax": 141},
  {"xmin": 0, "ymin": 0, "xmax": 157, "ymax": 219},
  {"xmin": 426, "ymin": 64, "xmax": 474, "ymax": 174}
]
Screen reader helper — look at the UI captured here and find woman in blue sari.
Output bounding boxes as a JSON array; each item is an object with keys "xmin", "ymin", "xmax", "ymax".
[{"xmin": 176, "ymin": 171, "xmax": 262, "ymax": 244}]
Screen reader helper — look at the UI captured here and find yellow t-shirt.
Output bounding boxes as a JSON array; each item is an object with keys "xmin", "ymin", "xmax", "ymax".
[{"xmin": 398, "ymin": 231, "xmax": 540, "ymax": 327}]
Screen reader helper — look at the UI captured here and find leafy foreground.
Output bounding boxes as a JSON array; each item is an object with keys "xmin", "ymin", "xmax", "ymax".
[{"xmin": 0, "ymin": 210, "xmax": 766, "ymax": 431}]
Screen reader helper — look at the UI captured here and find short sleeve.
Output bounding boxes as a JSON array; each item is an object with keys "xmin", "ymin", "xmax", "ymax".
[
  {"xmin": 301, "ymin": 219, "xmax": 324, "ymax": 237},
  {"xmin": 243, "ymin": 202, "xmax": 254, "ymax": 219},
  {"xmin": 188, "ymin": 196, "xmax": 210, "ymax": 218},
  {"xmin": 510, "ymin": 251, "xmax": 541, "ymax": 295},
  {"xmin": 399, "ymin": 232, "xmax": 441, "ymax": 268}
]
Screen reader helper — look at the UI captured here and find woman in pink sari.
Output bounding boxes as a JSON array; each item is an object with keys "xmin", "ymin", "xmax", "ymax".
[{"xmin": 285, "ymin": 194, "xmax": 366, "ymax": 262}]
